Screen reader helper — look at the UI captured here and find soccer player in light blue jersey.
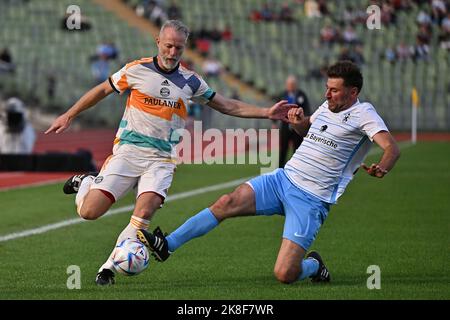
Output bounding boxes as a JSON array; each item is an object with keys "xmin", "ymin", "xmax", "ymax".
[{"xmin": 138, "ymin": 61, "xmax": 400, "ymax": 284}]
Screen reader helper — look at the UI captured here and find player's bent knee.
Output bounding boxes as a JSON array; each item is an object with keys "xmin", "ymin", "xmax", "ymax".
[
  {"xmin": 212, "ymin": 194, "xmax": 233, "ymax": 212},
  {"xmin": 274, "ymin": 266, "xmax": 300, "ymax": 284},
  {"xmin": 78, "ymin": 204, "xmax": 105, "ymax": 220}
]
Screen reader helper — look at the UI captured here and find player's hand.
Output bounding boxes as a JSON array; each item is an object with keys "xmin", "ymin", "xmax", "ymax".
[
  {"xmin": 361, "ymin": 163, "xmax": 388, "ymax": 178},
  {"xmin": 268, "ymin": 100, "xmax": 298, "ymax": 122},
  {"xmin": 45, "ymin": 113, "xmax": 72, "ymax": 134},
  {"xmin": 287, "ymin": 107, "xmax": 305, "ymax": 125}
]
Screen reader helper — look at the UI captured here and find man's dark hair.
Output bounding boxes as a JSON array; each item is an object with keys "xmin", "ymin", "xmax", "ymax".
[{"xmin": 327, "ymin": 60, "xmax": 363, "ymax": 93}]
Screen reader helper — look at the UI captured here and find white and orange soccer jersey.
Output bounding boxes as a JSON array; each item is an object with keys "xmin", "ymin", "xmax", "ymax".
[{"xmin": 109, "ymin": 56, "xmax": 215, "ymax": 160}]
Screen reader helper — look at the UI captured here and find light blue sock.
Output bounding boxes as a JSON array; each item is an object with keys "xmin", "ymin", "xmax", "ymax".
[
  {"xmin": 298, "ymin": 258, "xmax": 319, "ymax": 281},
  {"xmin": 166, "ymin": 208, "xmax": 219, "ymax": 252}
]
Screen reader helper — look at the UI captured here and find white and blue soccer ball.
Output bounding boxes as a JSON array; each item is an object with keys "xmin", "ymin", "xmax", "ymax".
[{"xmin": 112, "ymin": 238, "xmax": 150, "ymax": 276}]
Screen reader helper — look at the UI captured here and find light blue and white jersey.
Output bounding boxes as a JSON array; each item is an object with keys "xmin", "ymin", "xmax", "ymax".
[{"xmin": 284, "ymin": 99, "xmax": 388, "ymax": 204}]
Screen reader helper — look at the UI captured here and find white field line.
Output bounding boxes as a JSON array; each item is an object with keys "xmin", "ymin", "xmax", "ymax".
[
  {"xmin": 0, "ymin": 141, "xmax": 412, "ymax": 243},
  {"xmin": 0, "ymin": 176, "xmax": 251, "ymax": 243}
]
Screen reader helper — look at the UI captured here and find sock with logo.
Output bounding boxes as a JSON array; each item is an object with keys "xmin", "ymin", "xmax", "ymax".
[
  {"xmin": 166, "ymin": 208, "xmax": 219, "ymax": 252},
  {"xmin": 75, "ymin": 175, "xmax": 94, "ymax": 215},
  {"xmin": 98, "ymin": 215, "xmax": 150, "ymax": 272}
]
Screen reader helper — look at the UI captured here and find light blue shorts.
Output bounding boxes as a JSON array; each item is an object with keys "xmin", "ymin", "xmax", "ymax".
[{"xmin": 247, "ymin": 169, "xmax": 330, "ymax": 251}]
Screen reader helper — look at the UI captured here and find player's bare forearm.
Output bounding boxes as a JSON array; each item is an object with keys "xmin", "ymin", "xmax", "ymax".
[
  {"xmin": 362, "ymin": 131, "xmax": 400, "ymax": 178},
  {"xmin": 208, "ymin": 93, "xmax": 295, "ymax": 120},
  {"xmin": 377, "ymin": 142, "xmax": 400, "ymax": 172},
  {"xmin": 45, "ymin": 80, "xmax": 113, "ymax": 134},
  {"xmin": 208, "ymin": 94, "xmax": 268, "ymax": 118},
  {"xmin": 290, "ymin": 117, "xmax": 311, "ymax": 137}
]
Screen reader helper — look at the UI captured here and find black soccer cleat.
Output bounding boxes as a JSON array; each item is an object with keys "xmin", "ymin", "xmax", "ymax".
[
  {"xmin": 63, "ymin": 172, "xmax": 98, "ymax": 194},
  {"xmin": 306, "ymin": 251, "xmax": 331, "ymax": 283},
  {"xmin": 95, "ymin": 268, "xmax": 115, "ymax": 286},
  {"xmin": 136, "ymin": 227, "xmax": 171, "ymax": 262}
]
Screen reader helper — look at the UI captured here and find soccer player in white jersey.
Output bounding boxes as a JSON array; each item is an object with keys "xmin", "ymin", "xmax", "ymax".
[
  {"xmin": 45, "ymin": 20, "xmax": 294, "ymax": 285},
  {"xmin": 137, "ymin": 61, "xmax": 401, "ymax": 284}
]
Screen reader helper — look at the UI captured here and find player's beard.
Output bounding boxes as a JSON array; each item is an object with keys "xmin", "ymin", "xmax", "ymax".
[{"xmin": 162, "ymin": 56, "xmax": 179, "ymax": 70}]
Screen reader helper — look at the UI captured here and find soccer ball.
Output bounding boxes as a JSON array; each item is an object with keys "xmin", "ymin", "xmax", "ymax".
[{"xmin": 112, "ymin": 238, "xmax": 150, "ymax": 276}]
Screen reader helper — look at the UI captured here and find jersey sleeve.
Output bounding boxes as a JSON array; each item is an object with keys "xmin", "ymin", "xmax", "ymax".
[
  {"xmin": 109, "ymin": 61, "xmax": 140, "ymax": 94},
  {"xmin": 190, "ymin": 75, "xmax": 216, "ymax": 104},
  {"xmin": 359, "ymin": 104, "xmax": 389, "ymax": 141}
]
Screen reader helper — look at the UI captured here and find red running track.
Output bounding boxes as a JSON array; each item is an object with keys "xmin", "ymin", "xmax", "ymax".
[{"xmin": 1, "ymin": 130, "xmax": 449, "ymax": 190}]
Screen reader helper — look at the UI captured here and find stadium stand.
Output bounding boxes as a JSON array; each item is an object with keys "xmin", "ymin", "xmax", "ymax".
[{"xmin": 0, "ymin": 0, "xmax": 448, "ymax": 131}]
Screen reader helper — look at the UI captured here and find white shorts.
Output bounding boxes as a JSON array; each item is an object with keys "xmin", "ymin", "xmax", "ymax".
[{"xmin": 90, "ymin": 153, "xmax": 176, "ymax": 202}]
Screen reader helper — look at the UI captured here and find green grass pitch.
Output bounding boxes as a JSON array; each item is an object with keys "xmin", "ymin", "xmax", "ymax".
[{"xmin": 0, "ymin": 142, "xmax": 449, "ymax": 299}]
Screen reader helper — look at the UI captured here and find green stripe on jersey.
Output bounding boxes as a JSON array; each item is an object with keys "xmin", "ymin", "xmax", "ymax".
[{"xmin": 119, "ymin": 129, "xmax": 172, "ymax": 152}]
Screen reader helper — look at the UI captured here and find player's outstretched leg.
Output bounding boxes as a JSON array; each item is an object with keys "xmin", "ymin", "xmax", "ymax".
[
  {"xmin": 305, "ymin": 251, "xmax": 331, "ymax": 282},
  {"xmin": 137, "ymin": 226, "xmax": 171, "ymax": 262},
  {"xmin": 63, "ymin": 172, "xmax": 98, "ymax": 194}
]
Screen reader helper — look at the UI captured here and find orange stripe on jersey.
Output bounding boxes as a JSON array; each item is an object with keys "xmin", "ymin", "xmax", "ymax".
[
  {"xmin": 117, "ymin": 73, "xmax": 129, "ymax": 92},
  {"xmin": 125, "ymin": 57, "xmax": 153, "ymax": 70},
  {"xmin": 129, "ymin": 89, "xmax": 187, "ymax": 121}
]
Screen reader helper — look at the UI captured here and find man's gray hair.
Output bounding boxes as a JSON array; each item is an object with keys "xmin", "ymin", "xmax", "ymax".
[{"xmin": 160, "ymin": 20, "xmax": 190, "ymax": 40}]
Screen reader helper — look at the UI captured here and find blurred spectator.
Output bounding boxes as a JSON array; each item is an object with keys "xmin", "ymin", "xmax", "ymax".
[
  {"xmin": 342, "ymin": 5, "xmax": 356, "ymax": 25},
  {"xmin": 438, "ymin": 12, "xmax": 450, "ymax": 50},
  {"xmin": 221, "ymin": 25, "xmax": 233, "ymax": 41},
  {"xmin": 410, "ymin": 36, "xmax": 430, "ymax": 62},
  {"xmin": 91, "ymin": 52, "xmax": 110, "ymax": 84},
  {"xmin": 338, "ymin": 46, "xmax": 364, "ymax": 66},
  {"xmin": 167, "ymin": 1, "xmax": 182, "ymax": 20},
  {"xmin": 274, "ymin": 75, "xmax": 310, "ymax": 168},
  {"xmin": 342, "ymin": 25, "xmax": 359, "ymax": 45},
  {"xmin": 261, "ymin": 3, "xmax": 276, "ymax": 21},
  {"xmin": 442, "ymin": 12, "xmax": 450, "ymax": 32},
  {"xmin": 249, "ymin": 9, "xmax": 263, "ymax": 22},
  {"xmin": 396, "ymin": 41, "xmax": 412, "ymax": 60},
  {"xmin": 416, "ymin": 9, "xmax": 432, "ymax": 27},
  {"xmin": 149, "ymin": 1, "xmax": 167, "ymax": 27},
  {"xmin": 304, "ymin": 0, "xmax": 321, "ymax": 18},
  {"xmin": 195, "ymin": 37, "xmax": 211, "ymax": 57},
  {"xmin": 438, "ymin": 31, "xmax": 450, "ymax": 50},
  {"xmin": 96, "ymin": 41, "xmax": 119, "ymax": 60},
  {"xmin": 0, "ymin": 97, "xmax": 36, "ymax": 154},
  {"xmin": 418, "ymin": 24, "xmax": 433, "ymax": 44},
  {"xmin": 202, "ymin": 55, "xmax": 222, "ymax": 77},
  {"xmin": 180, "ymin": 58, "xmax": 194, "ymax": 70},
  {"xmin": 0, "ymin": 47, "xmax": 15, "ymax": 74},
  {"xmin": 279, "ymin": 2, "xmax": 295, "ymax": 22},
  {"xmin": 47, "ymin": 72, "xmax": 57, "ymax": 101},
  {"xmin": 320, "ymin": 24, "xmax": 339, "ymax": 45},
  {"xmin": 317, "ymin": 0, "xmax": 329, "ymax": 16},
  {"xmin": 431, "ymin": 0, "xmax": 447, "ymax": 24},
  {"xmin": 381, "ymin": 2, "xmax": 397, "ymax": 25},
  {"xmin": 384, "ymin": 47, "xmax": 397, "ymax": 63}
]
